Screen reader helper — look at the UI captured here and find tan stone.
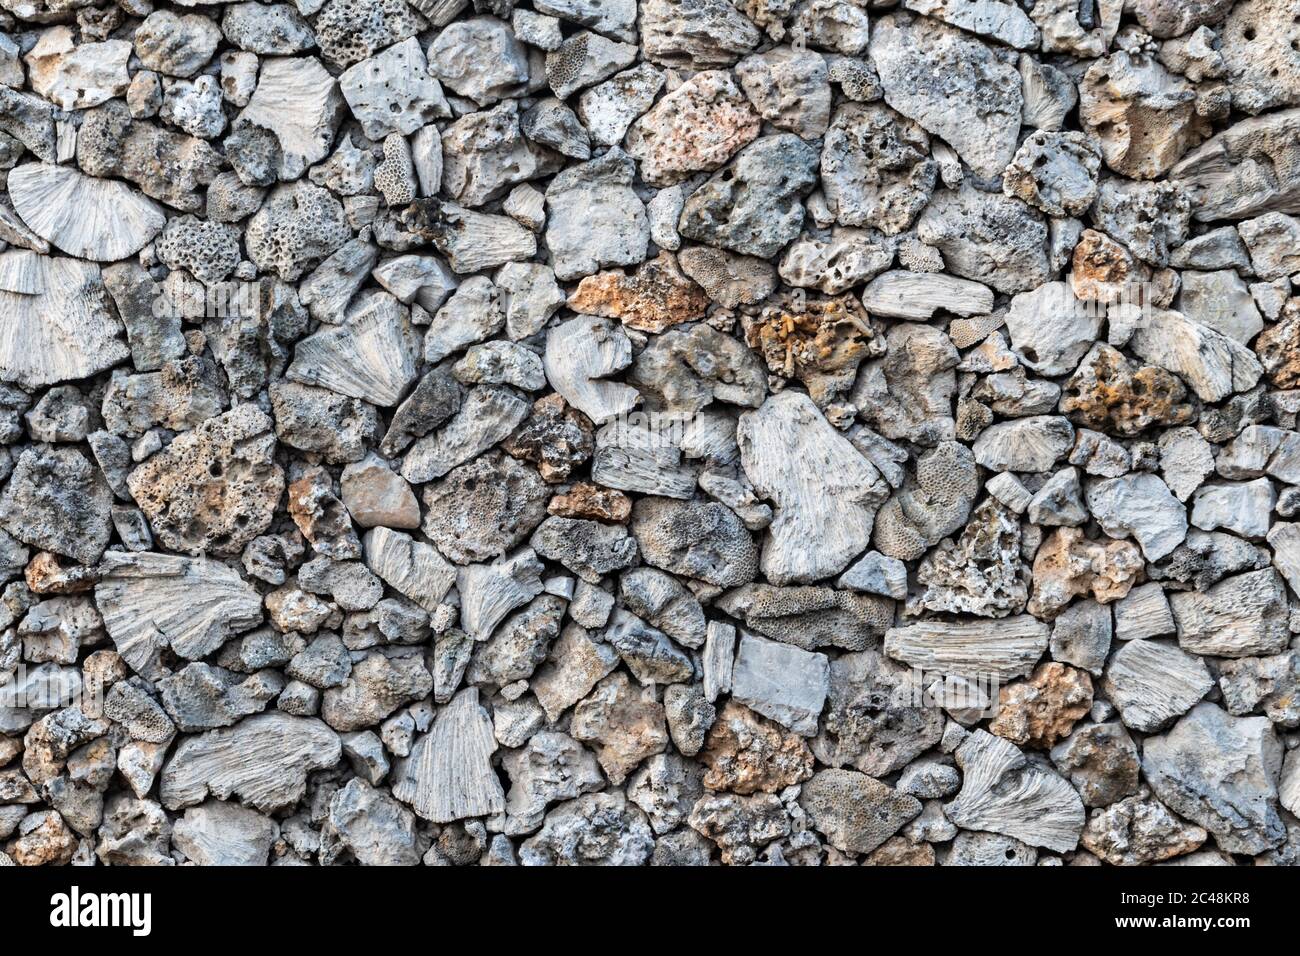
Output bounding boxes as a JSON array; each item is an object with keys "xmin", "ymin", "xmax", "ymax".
[
  {"xmin": 25, "ymin": 551, "xmax": 98, "ymax": 595},
  {"xmin": 5, "ymin": 810, "xmax": 76, "ymax": 866},
  {"xmin": 1256, "ymin": 312, "xmax": 1300, "ymax": 390},
  {"xmin": 1069, "ymin": 229, "xmax": 1135, "ymax": 302},
  {"xmin": 1060, "ymin": 343, "xmax": 1195, "ymax": 437},
  {"xmin": 699, "ymin": 701, "xmax": 814, "ymax": 795},
  {"xmin": 339, "ymin": 454, "xmax": 420, "ymax": 529},
  {"xmin": 744, "ymin": 294, "xmax": 883, "ymax": 407},
  {"xmin": 1079, "ymin": 51, "xmax": 1208, "ymax": 179},
  {"xmin": 547, "ymin": 481, "xmax": 632, "ymax": 524},
  {"xmin": 625, "ymin": 70, "xmax": 760, "ymax": 186},
  {"xmin": 570, "ymin": 672, "xmax": 669, "ymax": 786},
  {"xmin": 989, "ymin": 662, "xmax": 1093, "ymax": 749},
  {"xmin": 127, "ymin": 404, "xmax": 284, "ymax": 557},
  {"xmin": 1028, "ymin": 527, "xmax": 1143, "ymax": 618},
  {"xmin": 864, "ymin": 835, "xmax": 936, "ymax": 866},
  {"xmin": 567, "ymin": 252, "xmax": 709, "ymax": 334}
]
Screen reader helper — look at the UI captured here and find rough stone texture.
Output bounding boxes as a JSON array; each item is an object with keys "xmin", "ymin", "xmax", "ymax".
[
  {"xmin": 127, "ymin": 405, "xmax": 284, "ymax": 558},
  {"xmin": 0, "ymin": 0, "xmax": 1289, "ymax": 872},
  {"xmin": 870, "ymin": 12, "xmax": 1022, "ymax": 179},
  {"xmin": 989, "ymin": 663, "xmax": 1092, "ymax": 749},
  {"xmin": 1142, "ymin": 703, "xmax": 1285, "ymax": 855}
]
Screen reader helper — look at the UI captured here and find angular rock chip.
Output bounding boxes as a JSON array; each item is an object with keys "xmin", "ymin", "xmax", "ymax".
[
  {"xmin": 870, "ymin": 12, "xmax": 1022, "ymax": 179},
  {"xmin": 738, "ymin": 391, "xmax": 888, "ymax": 584}
]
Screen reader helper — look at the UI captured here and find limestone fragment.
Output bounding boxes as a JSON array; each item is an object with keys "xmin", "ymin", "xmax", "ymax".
[
  {"xmin": 1142, "ymin": 703, "xmax": 1285, "ymax": 855},
  {"xmin": 678, "ymin": 134, "xmax": 818, "ymax": 259},
  {"xmin": 870, "ymin": 13, "xmax": 1022, "ymax": 179},
  {"xmin": 1102, "ymin": 638, "xmax": 1213, "ymax": 733},
  {"xmin": 884, "ymin": 616, "xmax": 1050, "ymax": 682},
  {"xmin": 799, "ymin": 769, "xmax": 921, "ymax": 856},
  {"xmin": 160, "ymin": 713, "xmax": 340, "ymax": 812},
  {"xmin": 730, "ymin": 633, "xmax": 828, "ymax": 736},
  {"xmin": 545, "ymin": 149, "xmax": 647, "ymax": 281},
  {"xmin": 738, "ymin": 391, "xmax": 888, "ymax": 584}
]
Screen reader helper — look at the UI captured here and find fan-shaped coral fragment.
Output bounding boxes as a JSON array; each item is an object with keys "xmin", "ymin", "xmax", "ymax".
[
  {"xmin": 0, "ymin": 252, "xmax": 128, "ymax": 389},
  {"xmin": 94, "ymin": 551, "xmax": 265, "ymax": 680},
  {"xmin": 287, "ymin": 291, "xmax": 419, "ymax": 407},
  {"xmin": 543, "ymin": 315, "xmax": 640, "ymax": 425},
  {"xmin": 8, "ymin": 162, "xmax": 164, "ymax": 262},
  {"xmin": 945, "ymin": 729, "xmax": 1085, "ymax": 852}
]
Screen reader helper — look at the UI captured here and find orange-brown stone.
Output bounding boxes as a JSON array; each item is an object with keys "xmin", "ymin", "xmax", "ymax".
[
  {"xmin": 1060, "ymin": 343, "xmax": 1195, "ymax": 436},
  {"xmin": 699, "ymin": 701, "xmax": 814, "ymax": 794},
  {"xmin": 548, "ymin": 481, "xmax": 632, "ymax": 523},
  {"xmin": 567, "ymin": 252, "xmax": 710, "ymax": 334},
  {"xmin": 744, "ymin": 294, "xmax": 882, "ymax": 405},
  {"xmin": 1070, "ymin": 229, "xmax": 1135, "ymax": 302},
  {"xmin": 1256, "ymin": 312, "xmax": 1300, "ymax": 389},
  {"xmin": 989, "ymin": 662, "xmax": 1094, "ymax": 749}
]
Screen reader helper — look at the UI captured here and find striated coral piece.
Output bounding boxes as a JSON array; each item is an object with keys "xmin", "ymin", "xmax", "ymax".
[
  {"xmin": 8, "ymin": 163, "xmax": 163, "ymax": 262},
  {"xmin": 403, "ymin": 200, "xmax": 539, "ymax": 273},
  {"xmin": 393, "ymin": 687, "xmax": 503, "ymax": 823},
  {"xmin": 95, "ymin": 551, "xmax": 264, "ymax": 681},
  {"xmin": 738, "ymin": 391, "xmax": 888, "ymax": 584},
  {"xmin": 363, "ymin": 527, "xmax": 456, "ymax": 614},
  {"xmin": 1102, "ymin": 638, "xmax": 1213, "ymax": 733},
  {"xmin": 456, "ymin": 549, "xmax": 545, "ymax": 642},
  {"xmin": 160, "ymin": 713, "xmax": 341, "ymax": 811},
  {"xmin": 236, "ymin": 57, "xmax": 344, "ymax": 180},
  {"xmin": 884, "ymin": 616, "xmax": 1050, "ymax": 682},
  {"xmin": 859, "ymin": 271, "xmax": 994, "ymax": 320},
  {"xmin": 945, "ymin": 730, "xmax": 1085, "ymax": 852},
  {"xmin": 542, "ymin": 316, "xmax": 639, "ymax": 425},
  {"xmin": 287, "ymin": 292, "xmax": 419, "ymax": 407},
  {"xmin": 0, "ymin": 253, "xmax": 128, "ymax": 390}
]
